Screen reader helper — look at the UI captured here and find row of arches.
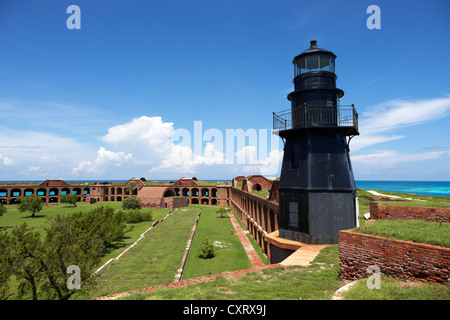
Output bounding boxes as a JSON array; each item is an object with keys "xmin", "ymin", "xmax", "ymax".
[
  {"xmin": 188, "ymin": 198, "xmax": 217, "ymax": 205},
  {"xmin": 229, "ymin": 187, "xmax": 278, "ymax": 256},
  {"xmin": 0, "ymin": 187, "xmax": 89, "ymax": 198},
  {"xmin": 173, "ymin": 187, "xmax": 218, "ymax": 198}
]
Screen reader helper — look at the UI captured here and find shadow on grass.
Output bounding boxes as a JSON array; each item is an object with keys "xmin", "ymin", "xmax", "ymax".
[{"xmin": 21, "ymin": 214, "xmax": 46, "ymax": 218}]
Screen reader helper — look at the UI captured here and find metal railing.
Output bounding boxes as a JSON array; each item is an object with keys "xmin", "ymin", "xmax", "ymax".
[{"xmin": 273, "ymin": 104, "xmax": 358, "ymax": 133}]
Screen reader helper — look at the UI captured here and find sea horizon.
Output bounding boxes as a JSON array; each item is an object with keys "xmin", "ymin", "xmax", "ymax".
[{"xmin": 1, "ymin": 179, "xmax": 449, "ymax": 198}]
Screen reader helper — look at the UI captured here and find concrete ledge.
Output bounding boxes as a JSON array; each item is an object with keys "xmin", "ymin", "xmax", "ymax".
[{"xmin": 265, "ymin": 230, "xmax": 304, "ymax": 251}]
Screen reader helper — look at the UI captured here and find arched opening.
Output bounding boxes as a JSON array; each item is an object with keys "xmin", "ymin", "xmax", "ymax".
[
  {"xmin": 182, "ymin": 188, "xmax": 189, "ymax": 196},
  {"xmin": 258, "ymin": 203, "xmax": 262, "ymax": 225},
  {"xmin": 117, "ymin": 187, "xmax": 123, "ymax": 195},
  {"xmin": 24, "ymin": 188, "xmax": 34, "ymax": 196},
  {"xmin": 110, "ymin": 196, "xmax": 115, "ymax": 201},
  {"xmin": 9, "ymin": 198, "xmax": 18, "ymax": 205},
  {"xmin": 201, "ymin": 188, "xmax": 209, "ymax": 197},
  {"xmin": 84, "ymin": 188, "xmax": 90, "ymax": 195},
  {"xmin": 37, "ymin": 188, "xmax": 46, "ymax": 197},
  {"xmin": 191, "ymin": 188, "xmax": 199, "ymax": 197},
  {"xmin": 263, "ymin": 205, "xmax": 268, "ymax": 231},
  {"xmin": 0, "ymin": 189, "xmax": 7, "ymax": 197},
  {"xmin": 201, "ymin": 198, "xmax": 209, "ymax": 205},
  {"xmin": 11, "ymin": 189, "xmax": 21, "ymax": 197},
  {"xmin": 72, "ymin": 188, "xmax": 81, "ymax": 195},
  {"xmin": 191, "ymin": 198, "xmax": 199, "ymax": 204},
  {"xmin": 174, "ymin": 188, "xmax": 180, "ymax": 196},
  {"xmin": 0, "ymin": 199, "xmax": 6, "ymax": 205},
  {"xmin": 49, "ymin": 197, "xmax": 58, "ymax": 203},
  {"xmin": 61, "ymin": 188, "xmax": 70, "ymax": 195},
  {"xmin": 269, "ymin": 209, "xmax": 275, "ymax": 233},
  {"xmin": 164, "ymin": 189, "xmax": 175, "ymax": 197},
  {"xmin": 49, "ymin": 188, "xmax": 59, "ymax": 196},
  {"xmin": 252, "ymin": 184, "xmax": 262, "ymax": 191},
  {"xmin": 211, "ymin": 188, "xmax": 217, "ymax": 197},
  {"xmin": 117, "ymin": 196, "xmax": 122, "ymax": 201}
]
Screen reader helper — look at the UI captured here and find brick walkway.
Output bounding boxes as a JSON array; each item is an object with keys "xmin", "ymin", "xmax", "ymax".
[{"xmin": 227, "ymin": 210, "xmax": 266, "ymax": 268}]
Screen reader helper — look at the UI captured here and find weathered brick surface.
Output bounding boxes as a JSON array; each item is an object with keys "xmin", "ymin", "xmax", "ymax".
[
  {"xmin": 370, "ymin": 202, "xmax": 450, "ymax": 223},
  {"xmin": 339, "ymin": 230, "xmax": 450, "ymax": 283}
]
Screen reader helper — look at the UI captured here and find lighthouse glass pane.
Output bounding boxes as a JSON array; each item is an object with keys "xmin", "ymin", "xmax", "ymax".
[
  {"xmin": 298, "ymin": 57, "xmax": 306, "ymax": 74},
  {"xmin": 306, "ymin": 55, "xmax": 319, "ymax": 72},
  {"xmin": 319, "ymin": 55, "xmax": 331, "ymax": 72}
]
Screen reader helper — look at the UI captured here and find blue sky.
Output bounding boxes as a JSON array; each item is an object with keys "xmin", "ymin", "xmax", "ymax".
[{"xmin": 0, "ymin": 0, "xmax": 449, "ymax": 181}]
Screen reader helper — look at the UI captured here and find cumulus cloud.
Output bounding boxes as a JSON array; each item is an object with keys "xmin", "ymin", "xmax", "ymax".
[
  {"xmin": 90, "ymin": 116, "xmax": 283, "ymax": 177},
  {"xmin": 72, "ymin": 147, "xmax": 133, "ymax": 175}
]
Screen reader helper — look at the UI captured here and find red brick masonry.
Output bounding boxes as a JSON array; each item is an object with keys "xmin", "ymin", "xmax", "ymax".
[
  {"xmin": 370, "ymin": 202, "xmax": 450, "ymax": 223},
  {"xmin": 339, "ymin": 230, "xmax": 450, "ymax": 283}
]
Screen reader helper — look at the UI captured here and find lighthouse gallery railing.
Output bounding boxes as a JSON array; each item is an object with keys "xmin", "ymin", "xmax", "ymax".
[{"xmin": 273, "ymin": 104, "xmax": 358, "ymax": 133}]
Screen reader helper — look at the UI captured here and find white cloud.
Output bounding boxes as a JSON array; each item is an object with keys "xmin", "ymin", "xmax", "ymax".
[
  {"xmin": 72, "ymin": 147, "xmax": 133, "ymax": 175},
  {"xmin": 234, "ymin": 146, "xmax": 283, "ymax": 176},
  {"xmin": 101, "ymin": 116, "xmax": 174, "ymax": 161},
  {"xmin": 360, "ymin": 96, "xmax": 450, "ymax": 135},
  {"xmin": 352, "ymin": 150, "xmax": 450, "ymax": 168},
  {"xmin": 0, "ymin": 154, "xmax": 14, "ymax": 166},
  {"xmin": 28, "ymin": 166, "xmax": 41, "ymax": 172},
  {"xmin": 0, "ymin": 128, "xmax": 96, "ymax": 179},
  {"xmin": 352, "ymin": 96, "xmax": 450, "ymax": 151}
]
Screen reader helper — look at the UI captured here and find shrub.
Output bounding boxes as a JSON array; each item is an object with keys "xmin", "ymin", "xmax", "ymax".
[
  {"xmin": 123, "ymin": 209, "xmax": 153, "ymax": 223},
  {"xmin": 216, "ymin": 207, "xmax": 227, "ymax": 218},
  {"xmin": 122, "ymin": 197, "xmax": 141, "ymax": 210},
  {"xmin": 0, "ymin": 203, "xmax": 6, "ymax": 216},
  {"xmin": 197, "ymin": 237, "xmax": 215, "ymax": 259},
  {"xmin": 60, "ymin": 194, "xmax": 79, "ymax": 207}
]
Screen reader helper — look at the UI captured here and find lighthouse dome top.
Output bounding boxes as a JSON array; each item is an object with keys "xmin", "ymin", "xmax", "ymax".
[
  {"xmin": 293, "ymin": 39, "xmax": 337, "ymax": 77},
  {"xmin": 293, "ymin": 39, "xmax": 336, "ymax": 61}
]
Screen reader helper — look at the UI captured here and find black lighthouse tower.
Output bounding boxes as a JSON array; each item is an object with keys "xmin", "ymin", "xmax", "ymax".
[{"xmin": 273, "ymin": 40, "xmax": 359, "ymax": 244}]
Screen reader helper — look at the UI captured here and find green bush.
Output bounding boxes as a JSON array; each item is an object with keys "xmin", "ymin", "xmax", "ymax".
[
  {"xmin": 60, "ymin": 194, "xmax": 79, "ymax": 207},
  {"xmin": 123, "ymin": 209, "xmax": 153, "ymax": 223},
  {"xmin": 197, "ymin": 237, "xmax": 215, "ymax": 259},
  {"xmin": 122, "ymin": 197, "xmax": 141, "ymax": 210},
  {"xmin": 0, "ymin": 203, "xmax": 6, "ymax": 216}
]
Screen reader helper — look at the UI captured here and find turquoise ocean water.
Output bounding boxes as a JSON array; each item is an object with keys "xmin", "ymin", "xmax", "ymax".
[{"xmin": 355, "ymin": 181, "xmax": 450, "ymax": 197}]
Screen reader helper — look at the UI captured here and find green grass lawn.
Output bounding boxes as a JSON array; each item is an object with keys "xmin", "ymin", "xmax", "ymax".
[
  {"xmin": 87, "ymin": 207, "xmax": 200, "ymax": 298},
  {"xmin": 353, "ymin": 219, "xmax": 450, "ymax": 248},
  {"xmin": 181, "ymin": 205, "xmax": 252, "ymax": 280},
  {"xmin": 343, "ymin": 275, "xmax": 450, "ymax": 300},
  {"xmin": 0, "ymin": 201, "xmax": 123, "ymax": 233},
  {"xmin": 356, "ymin": 189, "xmax": 450, "ymax": 248},
  {"xmin": 122, "ymin": 245, "xmax": 343, "ymax": 300}
]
